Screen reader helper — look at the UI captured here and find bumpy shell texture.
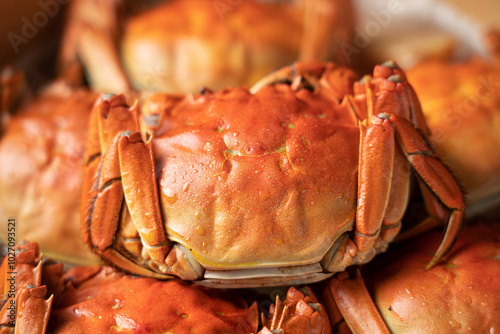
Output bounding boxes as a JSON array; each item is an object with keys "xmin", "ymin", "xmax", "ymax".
[
  {"xmin": 366, "ymin": 223, "xmax": 500, "ymax": 333},
  {"xmin": 407, "ymin": 58, "xmax": 500, "ymax": 203},
  {"xmin": 151, "ymin": 69, "xmax": 360, "ymax": 269},
  {"xmin": 0, "ymin": 82, "xmax": 99, "ymax": 264},
  {"xmin": 48, "ymin": 266, "xmax": 259, "ymax": 333}
]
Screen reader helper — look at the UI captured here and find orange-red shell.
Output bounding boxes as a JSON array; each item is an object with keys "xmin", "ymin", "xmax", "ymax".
[
  {"xmin": 365, "ymin": 223, "xmax": 500, "ymax": 333},
  {"xmin": 48, "ymin": 266, "xmax": 259, "ymax": 333},
  {"xmin": 151, "ymin": 66, "xmax": 361, "ymax": 269},
  {"xmin": 407, "ymin": 57, "xmax": 500, "ymax": 202},
  {"xmin": 0, "ymin": 82, "xmax": 99, "ymax": 264}
]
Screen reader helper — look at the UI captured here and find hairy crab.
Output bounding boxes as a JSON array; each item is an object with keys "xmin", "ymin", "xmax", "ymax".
[
  {"xmin": 81, "ymin": 61, "xmax": 464, "ymax": 287},
  {"xmin": 58, "ymin": 0, "xmax": 354, "ymax": 93},
  {"xmin": 322, "ymin": 221, "xmax": 500, "ymax": 333},
  {"xmin": 0, "ymin": 76, "xmax": 99, "ymax": 265},
  {"xmin": 406, "ymin": 31, "xmax": 500, "ymax": 217}
]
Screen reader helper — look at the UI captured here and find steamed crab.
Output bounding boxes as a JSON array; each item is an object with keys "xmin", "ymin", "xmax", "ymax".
[
  {"xmin": 0, "ymin": 75, "xmax": 100, "ymax": 265},
  {"xmin": 322, "ymin": 221, "xmax": 500, "ymax": 333},
  {"xmin": 81, "ymin": 61, "xmax": 464, "ymax": 287},
  {"xmin": 58, "ymin": 0, "xmax": 354, "ymax": 93}
]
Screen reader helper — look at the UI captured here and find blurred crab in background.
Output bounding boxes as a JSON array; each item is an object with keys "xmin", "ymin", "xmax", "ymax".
[
  {"xmin": 80, "ymin": 60, "xmax": 463, "ymax": 287},
  {"xmin": 406, "ymin": 31, "xmax": 500, "ymax": 217},
  {"xmin": 58, "ymin": 0, "xmax": 354, "ymax": 93},
  {"xmin": 349, "ymin": 0, "xmax": 500, "ymax": 218},
  {"xmin": 322, "ymin": 221, "xmax": 500, "ymax": 333},
  {"xmin": 0, "ymin": 69, "xmax": 100, "ymax": 265}
]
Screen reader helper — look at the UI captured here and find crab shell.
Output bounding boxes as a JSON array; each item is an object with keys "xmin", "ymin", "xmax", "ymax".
[
  {"xmin": 406, "ymin": 31, "xmax": 500, "ymax": 214},
  {"xmin": 47, "ymin": 266, "xmax": 260, "ymax": 333},
  {"xmin": 59, "ymin": 0, "xmax": 354, "ymax": 93},
  {"xmin": 323, "ymin": 222, "xmax": 500, "ymax": 333},
  {"xmin": 82, "ymin": 61, "xmax": 464, "ymax": 287},
  {"xmin": 0, "ymin": 80, "xmax": 100, "ymax": 265},
  {"xmin": 48, "ymin": 265, "xmax": 331, "ymax": 333},
  {"xmin": 0, "ymin": 241, "xmax": 64, "ymax": 334},
  {"xmin": 1, "ymin": 240, "xmax": 330, "ymax": 333}
]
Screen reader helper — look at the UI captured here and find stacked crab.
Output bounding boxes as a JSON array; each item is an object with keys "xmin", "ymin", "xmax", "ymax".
[{"xmin": 1, "ymin": 0, "xmax": 500, "ymax": 333}]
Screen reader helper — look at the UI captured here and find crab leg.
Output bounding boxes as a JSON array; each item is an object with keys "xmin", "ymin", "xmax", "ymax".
[
  {"xmin": 298, "ymin": 0, "xmax": 350, "ymax": 62},
  {"xmin": 118, "ymin": 132, "xmax": 170, "ymax": 269},
  {"xmin": 82, "ymin": 95, "xmax": 171, "ymax": 278},
  {"xmin": 324, "ymin": 270, "xmax": 390, "ymax": 334},
  {"xmin": 80, "ymin": 100, "xmax": 102, "ymax": 245},
  {"xmin": 58, "ymin": 0, "xmax": 130, "ymax": 92},
  {"xmin": 84, "ymin": 95, "xmax": 137, "ymax": 251},
  {"xmin": 354, "ymin": 116, "xmax": 394, "ymax": 257},
  {"xmin": 386, "ymin": 113, "xmax": 464, "ymax": 269}
]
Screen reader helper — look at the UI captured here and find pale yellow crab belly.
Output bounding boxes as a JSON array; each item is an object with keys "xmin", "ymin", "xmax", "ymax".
[{"xmin": 155, "ymin": 125, "xmax": 359, "ymax": 270}]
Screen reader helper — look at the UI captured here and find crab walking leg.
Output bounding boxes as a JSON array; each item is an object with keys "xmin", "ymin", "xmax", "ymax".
[
  {"xmin": 298, "ymin": 0, "xmax": 349, "ymax": 62},
  {"xmin": 387, "ymin": 113, "xmax": 464, "ymax": 269},
  {"xmin": 86, "ymin": 95, "xmax": 138, "ymax": 251},
  {"xmin": 325, "ymin": 270, "xmax": 390, "ymax": 334},
  {"xmin": 77, "ymin": 26, "xmax": 131, "ymax": 93},
  {"xmin": 58, "ymin": 0, "xmax": 130, "ymax": 92},
  {"xmin": 80, "ymin": 103, "xmax": 102, "ymax": 245},
  {"xmin": 378, "ymin": 144, "xmax": 411, "ymax": 244},
  {"xmin": 395, "ymin": 185, "xmax": 447, "ymax": 243},
  {"xmin": 89, "ymin": 134, "xmax": 124, "ymax": 251},
  {"xmin": 118, "ymin": 132, "xmax": 170, "ymax": 270},
  {"xmin": 354, "ymin": 117, "xmax": 395, "ymax": 257}
]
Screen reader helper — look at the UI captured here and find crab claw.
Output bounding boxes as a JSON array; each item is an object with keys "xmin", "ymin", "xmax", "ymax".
[
  {"xmin": 260, "ymin": 286, "xmax": 331, "ymax": 334},
  {"xmin": 0, "ymin": 241, "xmax": 64, "ymax": 333}
]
